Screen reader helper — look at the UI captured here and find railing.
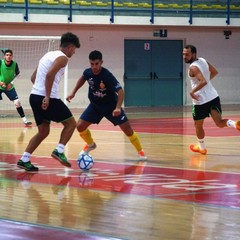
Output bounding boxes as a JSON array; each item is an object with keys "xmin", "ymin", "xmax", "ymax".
[{"xmin": 0, "ymin": 0, "xmax": 239, "ymax": 25}]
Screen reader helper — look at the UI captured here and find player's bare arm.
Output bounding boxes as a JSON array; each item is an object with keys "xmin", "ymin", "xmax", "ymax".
[
  {"xmin": 208, "ymin": 62, "xmax": 218, "ymax": 80},
  {"xmin": 189, "ymin": 66, "xmax": 207, "ymax": 100},
  {"xmin": 66, "ymin": 76, "xmax": 86, "ymax": 102},
  {"xmin": 113, "ymin": 89, "xmax": 124, "ymax": 117},
  {"xmin": 31, "ymin": 68, "xmax": 37, "ymax": 84},
  {"xmin": 11, "ymin": 74, "xmax": 20, "ymax": 84}
]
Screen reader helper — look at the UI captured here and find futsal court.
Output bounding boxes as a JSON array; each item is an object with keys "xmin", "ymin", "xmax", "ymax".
[{"xmin": 1, "ymin": 106, "xmax": 240, "ymax": 240}]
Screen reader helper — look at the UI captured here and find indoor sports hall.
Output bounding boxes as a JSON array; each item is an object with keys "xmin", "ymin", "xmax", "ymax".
[{"xmin": 0, "ymin": 1, "xmax": 240, "ymax": 239}]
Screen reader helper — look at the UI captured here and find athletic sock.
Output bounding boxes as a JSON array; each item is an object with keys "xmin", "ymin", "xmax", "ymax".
[
  {"xmin": 16, "ymin": 106, "xmax": 25, "ymax": 118},
  {"xmin": 198, "ymin": 138, "xmax": 206, "ymax": 150},
  {"xmin": 80, "ymin": 129, "xmax": 94, "ymax": 145},
  {"xmin": 128, "ymin": 131, "xmax": 142, "ymax": 152},
  {"xmin": 22, "ymin": 116, "xmax": 28, "ymax": 123},
  {"xmin": 21, "ymin": 152, "xmax": 31, "ymax": 162},
  {"xmin": 56, "ymin": 144, "xmax": 65, "ymax": 154}
]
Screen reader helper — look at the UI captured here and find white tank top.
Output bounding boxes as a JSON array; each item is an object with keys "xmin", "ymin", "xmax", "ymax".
[
  {"xmin": 31, "ymin": 50, "xmax": 67, "ymax": 99},
  {"xmin": 189, "ymin": 57, "xmax": 218, "ymax": 105}
]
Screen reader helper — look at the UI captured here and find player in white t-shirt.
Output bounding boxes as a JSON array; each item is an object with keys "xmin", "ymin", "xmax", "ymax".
[
  {"xmin": 183, "ymin": 45, "xmax": 240, "ymax": 155},
  {"xmin": 18, "ymin": 32, "xmax": 80, "ymax": 171}
]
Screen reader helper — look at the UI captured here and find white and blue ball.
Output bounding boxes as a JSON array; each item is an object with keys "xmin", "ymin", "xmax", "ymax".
[{"xmin": 77, "ymin": 153, "xmax": 94, "ymax": 171}]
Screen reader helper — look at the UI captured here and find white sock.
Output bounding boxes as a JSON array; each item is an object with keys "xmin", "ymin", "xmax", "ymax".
[
  {"xmin": 21, "ymin": 152, "xmax": 31, "ymax": 162},
  {"xmin": 226, "ymin": 120, "xmax": 236, "ymax": 128},
  {"xmin": 198, "ymin": 138, "xmax": 206, "ymax": 150},
  {"xmin": 22, "ymin": 116, "xmax": 27, "ymax": 123},
  {"xmin": 56, "ymin": 144, "xmax": 65, "ymax": 153}
]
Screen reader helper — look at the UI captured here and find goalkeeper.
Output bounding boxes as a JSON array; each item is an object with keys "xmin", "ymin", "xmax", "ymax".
[{"xmin": 0, "ymin": 49, "xmax": 32, "ymax": 126}]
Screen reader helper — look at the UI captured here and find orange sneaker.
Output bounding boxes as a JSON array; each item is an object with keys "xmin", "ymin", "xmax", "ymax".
[
  {"xmin": 80, "ymin": 142, "xmax": 97, "ymax": 155},
  {"xmin": 236, "ymin": 121, "xmax": 240, "ymax": 131},
  {"xmin": 190, "ymin": 144, "xmax": 207, "ymax": 155},
  {"xmin": 139, "ymin": 150, "xmax": 148, "ymax": 160}
]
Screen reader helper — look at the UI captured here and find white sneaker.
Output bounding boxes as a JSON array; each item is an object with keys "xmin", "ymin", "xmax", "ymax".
[{"xmin": 24, "ymin": 121, "xmax": 32, "ymax": 127}]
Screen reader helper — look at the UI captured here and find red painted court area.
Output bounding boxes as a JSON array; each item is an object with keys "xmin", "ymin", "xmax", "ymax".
[
  {"xmin": 1, "ymin": 116, "xmax": 240, "ymax": 137},
  {"xmin": 130, "ymin": 117, "xmax": 240, "ymax": 137},
  {"xmin": 1, "ymin": 153, "xmax": 240, "ymax": 209}
]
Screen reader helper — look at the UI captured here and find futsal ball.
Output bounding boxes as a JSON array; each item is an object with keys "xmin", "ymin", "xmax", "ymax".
[{"xmin": 77, "ymin": 153, "xmax": 94, "ymax": 171}]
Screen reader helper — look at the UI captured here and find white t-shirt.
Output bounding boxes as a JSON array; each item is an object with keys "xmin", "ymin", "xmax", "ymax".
[
  {"xmin": 189, "ymin": 57, "xmax": 218, "ymax": 105},
  {"xmin": 31, "ymin": 50, "xmax": 67, "ymax": 99}
]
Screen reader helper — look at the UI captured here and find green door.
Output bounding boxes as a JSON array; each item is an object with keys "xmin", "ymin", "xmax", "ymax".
[
  {"xmin": 124, "ymin": 39, "xmax": 183, "ymax": 106},
  {"xmin": 124, "ymin": 40, "xmax": 152, "ymax": 106}
]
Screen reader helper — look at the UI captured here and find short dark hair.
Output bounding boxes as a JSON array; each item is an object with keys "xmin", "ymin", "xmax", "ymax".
[
  {"xmin": 60, "ymin": 32, "xmax": 80, "ymax": 48},
  {"xmin": 89, "ymin": 50, "xmax": 102, "ymax": 61},
  {"xmin": 184, "ymin": 45, "xmax": 197, "ymax": 54},
  {"xmin": 4, "ymin": 49, "xmax": 13, "ymax": 55}
]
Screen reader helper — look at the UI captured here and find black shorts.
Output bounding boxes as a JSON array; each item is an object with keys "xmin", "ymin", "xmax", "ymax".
[
  {"xmin": 80, "ymin": 102, "xmax": 128, "ymax": 126},
  {"xmin": 30, "ymin": 94, "xmax": 73, "ymax": 126},
  {"xmin": 192, "ymin": 96, "xmax": 222, "ymax": 121}
]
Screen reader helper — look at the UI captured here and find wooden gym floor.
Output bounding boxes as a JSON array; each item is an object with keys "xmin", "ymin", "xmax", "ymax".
[{"xmin": 0, "ymin": 106, "xmax": 240, "ymax": 240}]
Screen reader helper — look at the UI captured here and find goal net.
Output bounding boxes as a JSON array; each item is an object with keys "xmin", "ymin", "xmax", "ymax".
[{"xmin": 0, "ymin": 35, "xmax": 63, "ymax": 117}]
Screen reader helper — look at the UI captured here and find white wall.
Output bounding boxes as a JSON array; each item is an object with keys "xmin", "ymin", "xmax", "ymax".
[{"xmin": 0, "ymin": 19, "xmax": 239, "ymax": 111}]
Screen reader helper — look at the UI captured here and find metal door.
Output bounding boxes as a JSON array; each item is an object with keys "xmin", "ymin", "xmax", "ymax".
[{"xmin": 124, "ymin": 39, "xmax": 183, "ymax": 106}]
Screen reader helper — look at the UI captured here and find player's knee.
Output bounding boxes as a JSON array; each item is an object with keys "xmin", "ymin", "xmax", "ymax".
[
  {"xmin": 78, "ymin": 126, "xmax": 84, "ymax": 133},
  {"xmin": 63, "ymin": 117, "xmax": 76, "ymax": 132},
  {"xmin": 40, "ymin": 130, "xmax": 49, "ymax": 139},
  {"xmin": 13, "ymin": 99, "xmax": 21, "ymax": 108},
  {"xmin": 38, "ymin": 124, "xmax": 50, "ymax": 139},
  {"xmin": 77, "ymin": 123, "xmax": 85, "ymax": 132},
  {"xmin": 69, "ymin": 119, "xmax": 77, "ymax": 132}
]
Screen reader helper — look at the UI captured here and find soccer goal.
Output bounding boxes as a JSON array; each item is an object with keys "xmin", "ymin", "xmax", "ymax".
[{"xmin": 0, "ymin": 35, "xmax": 70, "ymax": 116}]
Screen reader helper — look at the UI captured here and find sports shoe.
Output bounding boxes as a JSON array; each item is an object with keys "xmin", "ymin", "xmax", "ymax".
[
  {"xmin": 24, "ymin": 121, "xmax": 32, "ymax": 127},
  {"xmin": 138, "ymin": 150, "xmax": 148, "ymax": 160},
  {"xmin": 51, "ymin": 149, "xmax": 71, "ymax": 167},
  {"xmin": 17, "ymin": 160, "xmax": 39, "ymax": 171},
  {"xmin": 190, "ymin": 144, "xmax": 207, "ymax": 155},
  {"xmin": 80, "ymin": 142, "xmax": 97, "ymax": 155},
  {"xmin": 235, "ymin": 121, "xmax": 240, "ymax": 131}
]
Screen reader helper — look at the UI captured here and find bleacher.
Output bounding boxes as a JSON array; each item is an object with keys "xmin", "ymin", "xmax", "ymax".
[
  {"xmin": 0, "ymin": 0, "xmax": 239, "ymax": 20},
  {"xmin": 0, "ymin": 0, "xmax": 238, "ymax": 7},
  {"xmin": 0, "ymin": 0, "xmax": 239, "ymax": 9}
]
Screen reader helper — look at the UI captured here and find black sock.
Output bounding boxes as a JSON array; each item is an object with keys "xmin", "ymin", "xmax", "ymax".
[{"xmin": 16, "ymin": 106, "xmax": 25, "ymax": 118}]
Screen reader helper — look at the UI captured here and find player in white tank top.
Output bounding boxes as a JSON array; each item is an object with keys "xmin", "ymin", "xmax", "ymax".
[
  {"xmin": 183, "ymin": 45, "xmax": 240, "ymax": 155},
  {"xmin": 18, "ymin": 32, "xmax": 80, "ymax": 172},
  {"xmin": 189, "ymin": 57, "xmax": 218, "ymax": 105},
  {"xmin": 31, "ymin": 50, "xmax": 66, "ymax": 99}
]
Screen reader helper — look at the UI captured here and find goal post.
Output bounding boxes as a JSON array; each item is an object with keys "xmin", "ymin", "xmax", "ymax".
[{"xmin": 0, "ymin": 35, "xmax": 69, "ymax": 114}]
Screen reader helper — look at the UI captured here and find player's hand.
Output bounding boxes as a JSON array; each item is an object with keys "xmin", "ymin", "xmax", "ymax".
[
  {"xmin": 42, "ymin": 96, "xmax": 50, "ymax": 110},
  {"xmin": 0, "ymin": 82, "xmax": 6, "ymax": 88},
  {"xmin": 5, "ymin": 83, "xmax": 13, "ymax": 91},
  {"xmin": 112, "ymin": 108, "xmax": 121, "ymax": 117},
  {"xmin": 190, "ymin": 91, "xmax": 200, "ymax": 101},
  {"xmin": 66, "ymin": 94, "xmax": 75, "ymax": 103}
]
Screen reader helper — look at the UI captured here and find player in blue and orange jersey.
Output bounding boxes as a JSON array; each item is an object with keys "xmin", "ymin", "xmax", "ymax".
[{"xmin": 67, "ymin": 50, "xmax": 147, "ymax": 161}]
